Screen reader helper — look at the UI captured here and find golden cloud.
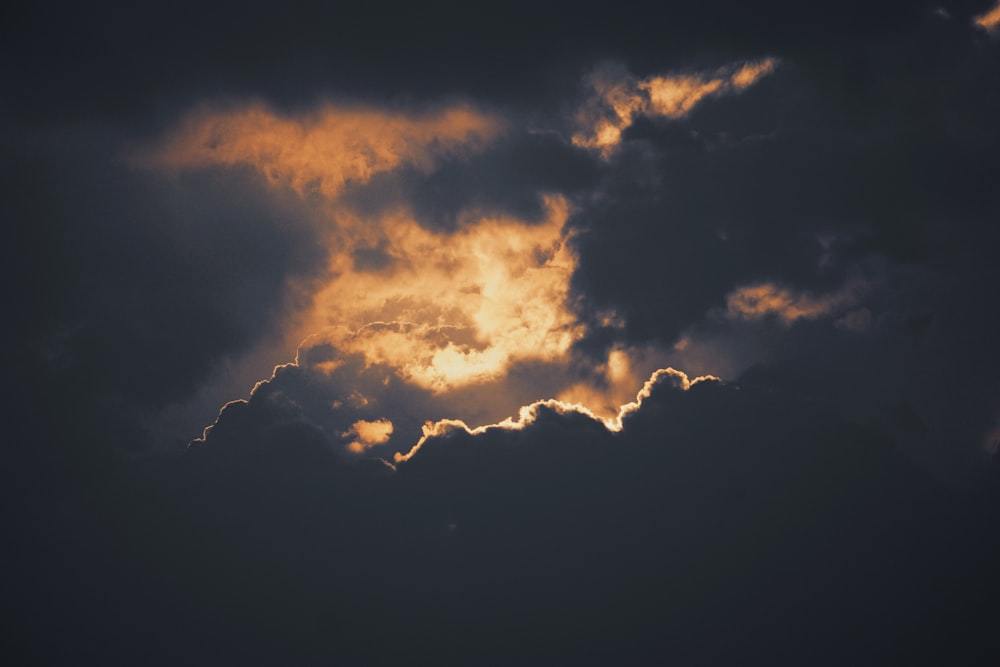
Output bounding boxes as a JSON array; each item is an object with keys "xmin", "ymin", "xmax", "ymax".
[
  {"xmin": 303, "ymin": 194, "xmax": 582, "ymax": 392},
  {"xmin": 573, "ymin": 58, "xmax": 779, "ymax": 156},
  {"xmin": 150, "ymin": 95, "xmax": 730, "ymax": 465},
  {"xmin": 344, "ymin": 418, "xmax": 394, "ymax": 453},
  {"xmin": 138, "ymin": 102, "xmax": 503, "ymax": 197},
  {"xmin": 724, "ymin": 278, "xmax": 867, "ymax": 325}
]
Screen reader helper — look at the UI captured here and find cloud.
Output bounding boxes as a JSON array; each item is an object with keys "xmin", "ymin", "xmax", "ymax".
[
  {"xmin": 17, "ymin": 338, "xmax": 1000, "ymax": 665},
  {"xmin": 133, "ymin": 100, "xmax": 612, "ymax": 449},
  {"xmin": 142, "ymin": 100, "xmax": 592, "ymax": 400},
  {"xmin": 974, "ymin": 1, "xmax": 1000, "ymax": 33},
  {"xmin": 723, "ymin": 277, "xmax": 867, "ymax": 325},
  {"xmin": 343, "ymin": 418, "xmax": 394, "ymax": 453},
  {"xmin": 125, "ymin": 30, "xmax": 1000, "ymax": 492},
  {"xmin": 10, "ymin": 7, "xmax": 1000, "ymax": 665},
  {"xmin": 171, "ymin": 349, "xmax": 998, "ymax": 663},
  {"xmin": 300, "ymin": 195, "xmax": 582, "ymax": 393},
  {"xmin": 96, "ymin": 17, "xmax": 1000, "ymax": 489},
  {"xmin": 394, "ymin": 365, "xmax": 719, "ymax": 463},
  {"xmin": 137, "ymin": 102, "xmax": 504, "ymax": 198},
  {"xmin": 193, "ymin": 315, "xmax": 717, "ymax": 474},
  {"xmin": 572, "ymin": 58, "xmax": 778, "ymax": 156}
]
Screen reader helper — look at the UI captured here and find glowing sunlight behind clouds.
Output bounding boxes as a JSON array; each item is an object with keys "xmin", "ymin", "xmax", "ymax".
[
  {"xmin": 305, "ymin": 195, "xmax": 583, "ymax": 392},
  {"xmin": 394, "ymin": 366, "xmax": 720, "ymax": 463}
]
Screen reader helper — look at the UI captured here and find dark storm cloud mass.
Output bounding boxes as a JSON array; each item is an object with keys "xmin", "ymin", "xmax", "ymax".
[
  {"xmin": 11, "ymin": 378, "xmax": 1000, "ymax": 665},
  {"xmin": 5, "ymin": 125, "xmax": 328, "ymax": 460},
  {"xmin": 6, "ymin": 1, "xmax": 1000, "ymax": 665},
  {"xmin": 565, "ymin": 13, "xmax": 1000, "ymax": 474}
]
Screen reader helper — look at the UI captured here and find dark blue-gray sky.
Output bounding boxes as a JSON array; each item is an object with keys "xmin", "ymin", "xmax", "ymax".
[{"xmin": 5, "ymin": 1, "xmax": 1000, "ymax": 664}]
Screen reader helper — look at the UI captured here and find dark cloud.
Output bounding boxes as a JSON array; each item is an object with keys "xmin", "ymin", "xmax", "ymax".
[
  {"xmin": 7, "ymin": 2, "xmax": 1000, "ymax": 664},
  {"xmin": 563, "ymin": 24, "xmax": 1000, "ymax": 475},
  {"xmin": 571, "ymin": 40, "xmax": 1000, "ymax": 343},
  {"xmin": 8, "ymin": 376, "xmax": 998, "ymax": 665},
  {"xmin": 193, "ymin": 332, "xmax": 609, "ymax": 464},
  {"xmin": 5, "ymin": 124, "xmax": 327, "ymax": 463},
  {"xmin": 340, "ymin": 130, "xmax": 602, "ymax": 231}
]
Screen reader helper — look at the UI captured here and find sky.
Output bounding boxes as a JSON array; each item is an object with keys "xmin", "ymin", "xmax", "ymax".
[{"xmin": 5, "ymin": 1, "xmax": 1000, "ymax": 664}]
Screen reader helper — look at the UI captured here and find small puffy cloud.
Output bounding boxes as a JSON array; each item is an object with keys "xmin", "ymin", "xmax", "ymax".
[
  {"xmin": 974, "ymin": 1, "xmax": 1000, "ymax": 33},
  {"xmin": 573, "ymin": 58, "xmax": 778, "ymax": 157},
  {"xmin": 343, "ymin": 419, "xmax": 394, "ymax": 453}
]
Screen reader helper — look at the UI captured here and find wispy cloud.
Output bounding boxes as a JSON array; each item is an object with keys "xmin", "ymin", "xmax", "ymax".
[
  {"xmin": 724, "ymin": 278, "xmax": 866, "ymax": 325},
  {"xmin": 136, "ymin": 102, "xmax": 503, "ymax": 197},
  {"xmin": 974, "ymin": 1, "xmax": 1000, "ymax": 33},
  {"xmin": 573, "ymin": 58, "xmax": 778, "ymax": 157}
]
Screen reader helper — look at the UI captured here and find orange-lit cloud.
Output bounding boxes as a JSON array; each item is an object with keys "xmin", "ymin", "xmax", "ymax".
[
  {"xmin": 143, "ymin": 99, "xmax": 583, "ymax": 395},
  {"xmin": 344, "ymin": 418, "xmax": 394, "ymax": 453},
  {"xmin": 138, "ymin": 102, "xmax": 503, "ymax": 197},
  {"xmin": 724, "ymin": 278, "xmax": 866, "ymax": 325},
  {"xmin": 150, "ymin": 96, "xmax": 728, "ymax": 466},
  {"xmin": 146, "ymin": 99, "xmax": 607, "ymax": 456},
  {"xmin": 556, "ymin": 345, "xmax": 658, "ymax": 421},
  {"xmin": 974, "ymin": 1, "xmax": 1000, "ymax": 33},
  {"xmin": 573, "ymin": 58, "xmax": 778, "ymax": 156},
  {"xmin": 301, "ymin": 194, "xmax": 582, "ymax": 392}
]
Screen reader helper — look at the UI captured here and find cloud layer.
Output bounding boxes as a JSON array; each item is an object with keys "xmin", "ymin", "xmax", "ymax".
[{"xmin": 8, "ymin": 3, "xmax": 1000, "ymax": 664}]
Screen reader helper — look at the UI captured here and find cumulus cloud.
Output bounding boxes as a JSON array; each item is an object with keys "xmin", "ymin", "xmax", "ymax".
[
  {"xmin": 135, "ymin": 99, "xmax": 619, "ymax": 452},
  {"xmin": 343, "ymin": 418, "xmax": 394, "ymax": 453},
  {"xmin": 394, "ymin": 366, "xmax": 719, "ymax": 463},
  {"xmin": 572, "ymin": 58, "xmax": 778, "ymax": 156},
  {"xmin": 194, "ymin": 313, "xmax": 717, "ymax": 473},
  {"xmin": 139, "ymin": 93, "xmax": 736, "ymax": 468},
  {"xmin": 12, "ymin": 7, "xmax": 1000, "ymax": 665},
  {"xmin": 139, "ymin": 41, "xmax": 998, "ymax": 490},
  {"xmin": 164, "ymin": 359, "xmax": 997, "ymax": 665}
]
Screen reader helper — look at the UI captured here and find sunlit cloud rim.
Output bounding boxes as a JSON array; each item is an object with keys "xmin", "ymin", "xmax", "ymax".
[{"xmin": 393, "ymin": 366, "xmax": 720, "ymax": 464}]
